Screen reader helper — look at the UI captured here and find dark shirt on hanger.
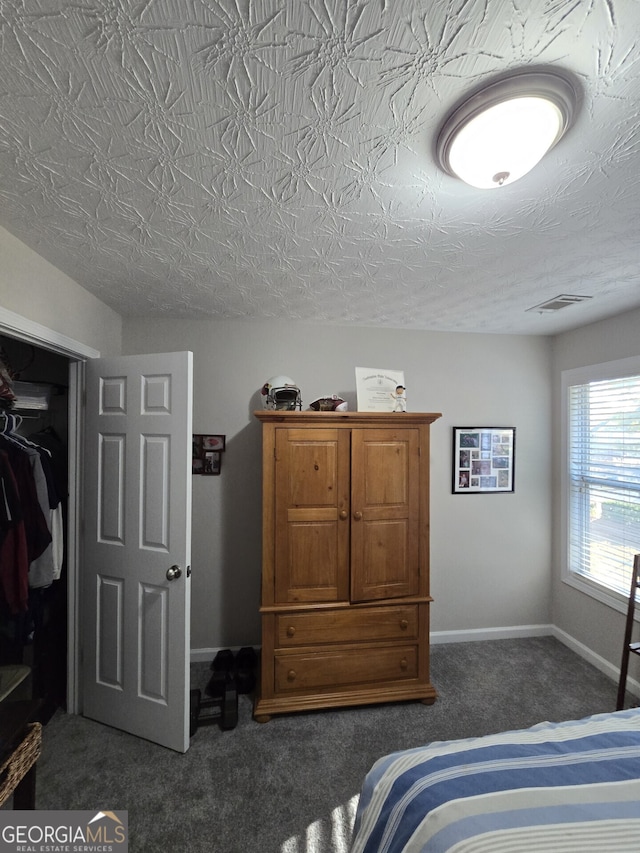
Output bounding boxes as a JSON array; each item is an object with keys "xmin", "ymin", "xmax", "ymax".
[{"xmin": 0, "ymin": 450, "xmax": 29, "ymax": 613}]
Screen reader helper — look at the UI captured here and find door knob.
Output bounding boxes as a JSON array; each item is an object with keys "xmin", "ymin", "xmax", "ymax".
[
  {"xmin": 353, "ymin": 511, "xmax": 362, "ymax": 520},
  {"xmin": 166, "ymin": 565, "xmax": 182, "ymax": 581}
]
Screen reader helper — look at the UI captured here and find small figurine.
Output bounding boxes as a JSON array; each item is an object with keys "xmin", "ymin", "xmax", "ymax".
[{"xmin": 391, "ymin": 385, "xmax": 406, "ymax": 412}]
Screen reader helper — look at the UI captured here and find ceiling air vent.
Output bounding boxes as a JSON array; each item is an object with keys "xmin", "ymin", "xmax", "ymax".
[{"xmin": 526, "ymin": 294, "xmax": 592, "ymax": 313}]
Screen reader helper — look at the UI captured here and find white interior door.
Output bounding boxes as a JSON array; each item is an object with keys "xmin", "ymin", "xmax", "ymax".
[{"xmin": 82, "ymin": 352, "xmax": 192, "ymax": 752}]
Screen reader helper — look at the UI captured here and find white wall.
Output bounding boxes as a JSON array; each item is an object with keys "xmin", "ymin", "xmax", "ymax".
[
  {"xmin": 551, "ymin": 307, "xmax": 640, "ymax": 676},
  {"xmin": 123, "ymin": 318, "xmax": 552, "ymax": 652},
  {"xmin": 0, "ymin": 226, "xmax": 122, "ymax": 355}
]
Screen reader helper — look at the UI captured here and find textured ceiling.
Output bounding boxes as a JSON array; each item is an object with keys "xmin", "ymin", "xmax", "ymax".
[{"xmin": 1, "ymin": 0, "xmax": 640, "ymax": 334}]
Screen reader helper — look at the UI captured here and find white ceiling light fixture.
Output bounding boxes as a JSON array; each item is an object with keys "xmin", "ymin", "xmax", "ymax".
[{"xmin": 436, "ymin": 70, "xmax": 578, "ymax": 189}]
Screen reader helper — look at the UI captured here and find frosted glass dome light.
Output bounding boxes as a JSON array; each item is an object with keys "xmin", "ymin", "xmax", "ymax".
[{"xmin": 436, "ymin": 70, "xmax": 578, "ymax": 189}]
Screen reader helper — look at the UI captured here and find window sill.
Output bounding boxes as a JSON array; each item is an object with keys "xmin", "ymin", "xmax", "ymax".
[{"xmin": 562, "ymin": 571, "xmax": 630, "ymax": 617}]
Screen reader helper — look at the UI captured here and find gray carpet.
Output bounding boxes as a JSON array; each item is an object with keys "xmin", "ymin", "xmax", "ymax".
[{"xmin": 33, "ymin": 637, "xmax": 618, "ymax": 852}]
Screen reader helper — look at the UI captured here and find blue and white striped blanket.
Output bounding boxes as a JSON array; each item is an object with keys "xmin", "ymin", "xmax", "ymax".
[{"xmin": 351, "ymin": 708, "xmax": 640, "ymax": 852}]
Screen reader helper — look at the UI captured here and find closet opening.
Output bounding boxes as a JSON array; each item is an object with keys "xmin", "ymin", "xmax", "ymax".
[{"xmin": 0, "ymin": 335, "xmax": 71, "ymax": 722}]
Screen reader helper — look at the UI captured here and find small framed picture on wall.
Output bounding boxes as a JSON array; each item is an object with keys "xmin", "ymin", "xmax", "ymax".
[
  {"xmin": 452, "ymin": 426, "xmax": 515, "ymax": 493},
  {"xmin": 193, "ymin": 434, "xmax": 226, "ymax": 475},
  {"xmin": 202, "ymin": 434, "xmax": 225, "ymax": 452},
  {"xmin": 202, "ymin": 450, "xmax": 221, "ymax": 475}
]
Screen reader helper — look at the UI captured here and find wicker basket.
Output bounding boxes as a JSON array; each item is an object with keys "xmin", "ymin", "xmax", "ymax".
[{"xmin": 0, "ymin": 722, "xmax": 42, "ymax": 806}]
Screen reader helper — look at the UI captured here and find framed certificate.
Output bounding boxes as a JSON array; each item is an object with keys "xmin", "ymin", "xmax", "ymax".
[{"xmin": 355, "ymin": 367, "xmax": 406, "ymax": 412}]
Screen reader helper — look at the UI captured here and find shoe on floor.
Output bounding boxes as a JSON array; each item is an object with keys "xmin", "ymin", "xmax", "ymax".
[
  {"xmin": 235, "ymin": 646, "xmax": 257, "ymax": 694},
  {"xmin": 205, "ymin": 648, "xmax": 235, "ymax": 698}
]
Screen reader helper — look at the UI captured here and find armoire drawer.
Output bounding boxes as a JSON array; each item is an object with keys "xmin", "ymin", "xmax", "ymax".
[
  {"xmin": 275, "ymin": 605, "xmax": 418, "ymax": 647},
  {"xmin": 274, "ymin": 645, "xmax": 418, "ymax": 693}
]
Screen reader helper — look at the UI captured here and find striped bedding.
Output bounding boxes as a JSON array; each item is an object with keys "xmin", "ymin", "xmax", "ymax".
[{"xmin": 350, "ymin": 708, "xmax": 640, "ymax": 852}]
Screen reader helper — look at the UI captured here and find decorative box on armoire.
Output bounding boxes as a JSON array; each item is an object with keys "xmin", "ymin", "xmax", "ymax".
[{"xmin": 253, "ymin": 410, "xmax": 442, "ymax": 722}]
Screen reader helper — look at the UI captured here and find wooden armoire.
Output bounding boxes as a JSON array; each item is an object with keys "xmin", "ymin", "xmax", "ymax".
[{"xmin": 253, "ymin": 410, "xmax": 441, "ymax": 721}]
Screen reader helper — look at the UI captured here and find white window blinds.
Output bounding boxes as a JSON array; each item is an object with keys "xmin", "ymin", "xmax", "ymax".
[{"xmin": 568, "ymin": 373, "xmax": 640, "ymax": 598}]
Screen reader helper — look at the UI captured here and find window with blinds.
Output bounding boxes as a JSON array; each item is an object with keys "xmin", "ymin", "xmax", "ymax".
[{"xmin": 566, "ymin": 369, "xmax": 640, "ymax": 601}]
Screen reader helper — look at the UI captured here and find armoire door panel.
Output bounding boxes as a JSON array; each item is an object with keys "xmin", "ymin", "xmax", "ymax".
[
  {"xmin": 359, "ymin": 519, "xmax": 414, "ymax": 599},
  {"xmin": 362, "ymin": 441, "xmax": 409, "ymax": 506},
  {"xmin": 351, "ymin": 429, "xmax": 420, "ymax": 601},
  {"xmin": 278, "ymin": 521, "xmax": 343, "ymax": 602},
  {"xmin": 274, "ymin": 428, "xmax": 350, "ymax": 603},
  {"xmin": 286, "ymin": 442, "xmax": 340, "ymax": 506}
]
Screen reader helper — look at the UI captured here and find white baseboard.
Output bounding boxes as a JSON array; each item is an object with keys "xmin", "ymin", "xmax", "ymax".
[
  {"xmin": 193, "ymin": 625, "xmax": 640, "ymax": 700},
  {"xmin": 552, "ymin": 625, "xmax": 640, "ymax": 699},
  {"xmin": 190, "ymin": 648, "xmax": 216, "ymax": 664},
  {"xmin": 191, "ymin": 628, "xmax": 554, "ymax": 661},
  {"xmin": 430, "ymin": 624, "xmax": 554, "ymax": 645},
  {"xmin": 190, "ymin": 645, "xmax": 256, "ymax": 663}
]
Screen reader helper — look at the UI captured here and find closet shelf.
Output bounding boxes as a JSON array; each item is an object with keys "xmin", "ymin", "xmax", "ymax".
[{"xmin": 11, "ymin": 382, "xmax": 52, "ymax": 411}]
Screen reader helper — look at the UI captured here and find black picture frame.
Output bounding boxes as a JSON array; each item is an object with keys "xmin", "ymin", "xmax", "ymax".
[
  {"xmin": 202, "ymin": 450, "xmax": 221, "ymax": 475},
  {"xmin": 192, "ymin": 434, "xmax": 225, "ymax": 475},
  {"xmin": 452, "ymin": 427, "xmax": 515, "ymax": 493}
]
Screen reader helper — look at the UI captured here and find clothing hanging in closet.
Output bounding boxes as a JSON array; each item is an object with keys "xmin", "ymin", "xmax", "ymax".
[{"xmin": 0, "ymin": 415, "xmax": 64, "ymax": 615}]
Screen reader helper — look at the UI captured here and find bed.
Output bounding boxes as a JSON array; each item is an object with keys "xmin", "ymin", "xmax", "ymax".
[{"xmin": 350, "ymin": 707, "xmax": 640, "ymax": 852}]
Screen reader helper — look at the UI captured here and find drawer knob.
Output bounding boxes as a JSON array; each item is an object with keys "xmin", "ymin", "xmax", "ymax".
[
  {"xmin": 286, "ymin": 626, "xmax": 296, "ymax": 637},
  {"xmin": 287, "ymin": 669, "xmax": 297, "ymax": 682},
  {"xmin": 399, "ymin": 619, "xmax": 408, "ymax": 630},
  {"xmin": 400, "ymin": 658, "xmax": 408, "ymax": 671}
]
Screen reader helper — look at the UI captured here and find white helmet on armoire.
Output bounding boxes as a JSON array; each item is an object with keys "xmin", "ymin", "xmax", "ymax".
[{"xmin": 260, "ymin": 376, "xmax": 302, "ymax": 410}]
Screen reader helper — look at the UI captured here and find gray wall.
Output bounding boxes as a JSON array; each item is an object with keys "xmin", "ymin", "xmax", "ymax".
[
  {"xmin": 0, "ymin": 226, "xmax": 122, "ymax": 355},
  {"xmin": 7, "ymin": 224, "xmax": 638, "ymax": 681},
  {"xmin": 0, "ymin": 226, "xmax": 557, "ymax": 658},
  {"xmin": 123, "ymin": 318, "xmax": 553, "ymax": 653},
  {"xmin": 552, "ymin": 307, "xmax": 640, "ymax": 678}
]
